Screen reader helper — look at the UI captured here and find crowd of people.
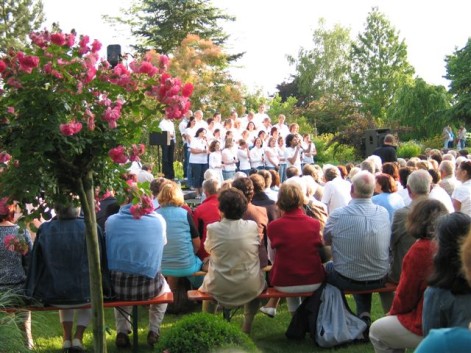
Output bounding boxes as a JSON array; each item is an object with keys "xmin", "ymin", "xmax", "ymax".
[{"xmin": 3, "ymin": 110, "xmax": 471, "ymax": 353}]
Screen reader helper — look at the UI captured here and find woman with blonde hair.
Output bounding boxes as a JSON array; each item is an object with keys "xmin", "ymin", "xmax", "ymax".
[{"xmin": 156, "ymin": 182, "xmax": 203, "ymax": 284}]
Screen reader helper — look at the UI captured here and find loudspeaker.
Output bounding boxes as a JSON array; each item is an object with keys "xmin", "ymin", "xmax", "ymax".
[
  {"xmin": 362, "ymin": 128, "xmax": 391, "ymax": 157},
  {"xmin": 107, "ymin": 44, "xmax": 121, "ymax": 68},
  {"xmin": 149, "ymin": 131, "xmax": 170, "ymax": 146}
]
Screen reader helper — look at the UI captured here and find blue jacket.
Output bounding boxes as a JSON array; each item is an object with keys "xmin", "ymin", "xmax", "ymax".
[
  {"xmin": 106, "ymin": 204, "xmax": 166, "ymax": 278},
  {"xmin": 25, "ymin": 216, "xmax": 112, "ymax": 305}
]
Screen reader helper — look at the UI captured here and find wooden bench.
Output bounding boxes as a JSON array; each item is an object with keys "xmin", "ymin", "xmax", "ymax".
[
  {"xmin": 188, "ymin": 282, "xmax": 397, "ymax": 302},
  {"xmin": 187, "ymin": 283, "xmax": 397, "ymax": 321},
  {"xmin": 3, "ymin": 292, "xmax": 174, "ymax": 352}
]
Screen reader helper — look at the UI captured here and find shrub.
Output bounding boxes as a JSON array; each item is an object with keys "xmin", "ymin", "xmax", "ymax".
[
  {"xmin": 313, "ymin": 134, "xmax": 360, "ymax": 165},
  {"xmin": 157, "ymin": 312, "xmax": 258, "ymax": 353},
  {"xmin": 397, "ymin": 140, "xmax": 423, "ymax": 159},
  {"xmin": 0, "ymin": 290, "xmax": 29, "ymax": 353}
]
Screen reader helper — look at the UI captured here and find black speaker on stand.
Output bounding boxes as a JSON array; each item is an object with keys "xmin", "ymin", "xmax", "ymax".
[
  {"xmin": 149, "ymin": 132, "xmax": 170, "ymax": 175},
  {"xmin": 362, "ymin": 128, "xmax": 391, "ymax": 158}
]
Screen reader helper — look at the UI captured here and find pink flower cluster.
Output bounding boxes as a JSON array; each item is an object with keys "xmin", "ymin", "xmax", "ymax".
[
  {"xmin": 147, "ymin": 74, "xmax": 193, "ymax": 119},
  {"xmin": 59, "ymin": 120, "xmax": 83, "ymax": 136},
  {"xmin": 3, "ymin": 234, "xmax": 29, "ymax": 255},
  {"xmin": 30, "ymin": 31, "xmax": 101, "ymax": 56},
  {"xmin": 102, "ymin": 100, "xmax": 123, "ymax": 129},
  {"xmin": 0, "ymin": 151, "xmax": 11, "ymax": 164},
  {"xmin": 130, "ymin": 194, "xmax": 154, "ymax": 219},
  {"xmin": 108, "ymin": 144, "xmax": 146, "ymax": 164},
  {"xmin": 0, "ymin": 197, "xmax": 9, "ymax": 215},
  {"xmin": 16, "ymin": 52, "xmax": 40, "ymax": 74}
]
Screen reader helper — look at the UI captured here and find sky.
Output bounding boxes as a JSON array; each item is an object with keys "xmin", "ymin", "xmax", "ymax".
[{"xmin": 41, "ymin": 0, "xmax": 471, "ymax": 95}]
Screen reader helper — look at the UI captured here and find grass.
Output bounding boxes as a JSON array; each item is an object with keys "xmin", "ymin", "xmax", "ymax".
[{"xmin": 1, "ymin": 294, "xmax": 383, "ymax": 353}]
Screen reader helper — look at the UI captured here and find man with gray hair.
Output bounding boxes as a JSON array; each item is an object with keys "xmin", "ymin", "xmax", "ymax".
[
  {"xmin": 324, "ymin": 171, "xmax": 391, "ymax": 328},
  {"xmin": 439, "ymin": 159, "xmax": 459, "ymax": 197}
]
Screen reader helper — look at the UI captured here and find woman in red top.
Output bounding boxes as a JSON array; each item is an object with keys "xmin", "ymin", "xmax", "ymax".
[
  {"xmin": 369, "ymin": 199, "xmax": 448, "ymax": 353},
  {"xmin": 267, "ymin": 183, "xmax": 326, "ymax": 314}
]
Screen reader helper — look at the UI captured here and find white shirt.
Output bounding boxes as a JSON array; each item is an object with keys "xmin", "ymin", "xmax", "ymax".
[
  {"xmin": 275, "ymin": 123, "xmax": 290, "ymax": 139},
  {"xmin": 249, "ymin": 147, "xmax": 265, "ymax": 169},
  {"xmin": 301, "ymin": 141, "xmax": 316, "ymax": 164},
  {"xmin": 158, "ymin": 118, "xmax": 176, "ymax": 142},
  {"xmin": 321, "ymin": 177, "xmax": 352, "ymax": 213},
  {"xmin": 178, "ymin": 118, "xmax": 188, "ymax": 137},
  {"xmin": 189, "ymin": 137, "xmax": 209, "ymax": 164},
  {"xmin": 221, "ymin": 148, "xmax": 237, "ymax": 172},
  {"xmin": 137, "ymin": 169, "xmax": 154, "ymax": 183},
  {"xmin": 285, "ymin": 147, "xmax": 302, "ymax": 172},
  {"xmin": 264, "ymin": 146, "xmax": 279, "ymax": 168},
  {"xmin": 429, "ymin": 185, "xmax": 454, "ymax": 213},
  {"xmin": 452, "ymin": 179, "xmax": 471, "ymax": 216},
  {"xmin": 237, "ymin": 148, "xmax": 251, "ymax": 171}
]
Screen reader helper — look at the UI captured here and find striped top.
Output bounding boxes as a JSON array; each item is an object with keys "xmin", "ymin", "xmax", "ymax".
[{"xmin": 324, "ymin": 198, "xmax": 391, "ymax": 281}]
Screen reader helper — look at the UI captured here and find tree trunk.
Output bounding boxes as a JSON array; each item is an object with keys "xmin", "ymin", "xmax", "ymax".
[{"xmin": 78, "ymin": 171, "xmax": 107, "ymax": 353}]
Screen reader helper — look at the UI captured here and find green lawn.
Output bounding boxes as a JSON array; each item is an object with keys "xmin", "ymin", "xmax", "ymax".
[{"xmin": 3, "ymin": 294, "xmax": 383, "ymax": 353}]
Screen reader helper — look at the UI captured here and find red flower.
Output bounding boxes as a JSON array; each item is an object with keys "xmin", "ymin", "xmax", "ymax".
[
  {"xmin": 108, "ymin": 146, "xmax": 128, "ymax": 164},
  {"xmin": 16, "ymin": 52, "xmax": 40, "ymax": 74},
  {"xmin": 0, "ymin": 197, "xmax": 9, "ymax": 215},
  {"xmin": 0, "ymin": 60, "xmax": 6, "ymax": 73},
  {"xmin": 51, "ymin": 33, "xmax": 66, "ymax": 46},
  {"xmin": 102, "ymin": 104, "xmax": 122, "ymax": 129},
  {"xmin": 91, "ymin": 39, "xmax": 102, "ymax": 53},
  {"xmin": 138, "ymin": 61, "xmax": 158, "ymax": 77},
  {"xmin": 66, "ymin": 33, "xmax": 76, "ymax": 47},
  {"xmin": 0, "ymin": 151, "xmax": 11, "ymax": 163},
  {"xmin": 59, "ymin": 121, "xmax": 82, "ymax": 136},
  {"xmin": 182, "ymin": 82, "xmax": 194, "ymax": 98},
  {"xmin": 159, "ymin": 55, "xmax": 169, "ymax": 69}
]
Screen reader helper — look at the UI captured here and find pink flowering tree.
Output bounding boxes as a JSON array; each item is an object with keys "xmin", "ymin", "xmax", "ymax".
[{"xmin": 0, "ymin": 29, "xmax": 192, "ymax": 351}]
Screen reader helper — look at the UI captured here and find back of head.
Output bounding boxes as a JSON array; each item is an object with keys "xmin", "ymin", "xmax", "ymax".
[
  {"xmin": 257, "ymin": 169, "xmax": 271, "ymax": 189},
  {"xmin": 203, "ymin": 179, "xmax": 219, "ymax": 196},
  {"xmin": 430, "ymin": 212, "xmax": 471, "ymax": 293},
  {"xmin": 55, "ymin": 203, "xmax": 80, "ymax": 219},
  {"xmin": 232, "ymin": 177, "xmax": 254, "ymax": 202},
  {"xmin": 285, "ymin": 166, "xmax": 299, "ymax": 179},
  {"xmin": 406, "ymin": 198, "xmax": 447, "ymax": 239},
  {"xmin": 384, "ymin": 134, "xmax": 395, "ymax": 145},
  {"xmin": 218, "ymin": 188, "xmax": 247, "ymax": 220},
  {"xmin": 157, "ymin": 181, "xmax": 184, "ymax": 207},
  {"xmin": 360, "ymin": 160, "xmax": 375, "ymax": 174},
  {"xmin": 268, "ymin": 169, "xmax": 280, "ymax": 187},
  {"xmin": 276, "ymin": 182, "xmax": 304, "ymax": 212},
  {"xmin": 439, "ymin": 160, "xmax": 455, "ymax": 177},
  {"xmin": 284, "ymin": 177, "xmax": 308, "ymax": 204},
  {"xmin": 407, "ymin": 169, "xmax": 432, "ymax": 196},
  {"xmin": 250, "ymin": 173, "xmax": 266, "ymax": 193},
  {"xmin": 352, "ymin": 171, "xmax": 375, "ymax": 198},
  {"xmin": 324, "ymin": 166, "xmax": 339, "ymax": 182}
]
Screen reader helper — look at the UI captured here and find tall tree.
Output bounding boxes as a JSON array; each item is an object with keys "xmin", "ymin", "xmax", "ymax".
[
  {"xmin": 105, "ymin": 0, "xmax": 235, "ymax": 55},
  {"xmin": 388, "ymin": 78, "xmax": 452, "ymax": 139},
  {"xmin": 0, "ymin": 0, "xmax": 45, "ymax": 52},
  {"xmin": 445, "ymin": 38, "xmax": 471, "ymax": 123},
  {"xmin": 167, "ymin": 34, "xmax": 244, "ymax": 116},
  {"xmin": 287, "ymin": 19, "xmax": 352, "ymax": 104},
  {"xmin": 350, "ymin": 7, "xmax": 414, "ymax": 121}
]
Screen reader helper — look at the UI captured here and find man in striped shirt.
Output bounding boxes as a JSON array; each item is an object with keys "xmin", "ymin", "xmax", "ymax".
[{"xmin": 324, "ymin": 170, "xmax": 391, "ymax": 328}]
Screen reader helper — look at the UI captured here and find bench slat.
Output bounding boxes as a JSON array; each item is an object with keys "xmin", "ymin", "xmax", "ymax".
[
  {"xmin": 3, "ymin": 292, "xmax": 174, "ymax": 313},
  {"xmin": 187, "ymin": 283, "xmax": 397, "ymax": 302}
]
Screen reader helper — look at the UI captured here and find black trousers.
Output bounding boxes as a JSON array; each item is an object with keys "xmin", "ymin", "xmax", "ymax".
[{"xmin": 162, "ymin": 140, "xmax": 175, "ymax": 179}]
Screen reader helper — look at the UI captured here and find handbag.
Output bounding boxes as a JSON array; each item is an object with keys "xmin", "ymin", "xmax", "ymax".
[{"xmin": 315, "ymin": 283, "xmax": 367, "ymax": 348}]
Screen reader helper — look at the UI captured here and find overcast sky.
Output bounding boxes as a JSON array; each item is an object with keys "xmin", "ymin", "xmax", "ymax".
[{"xmin": 42, "ymin": 0, "xmax": 471, "ymax": 95}]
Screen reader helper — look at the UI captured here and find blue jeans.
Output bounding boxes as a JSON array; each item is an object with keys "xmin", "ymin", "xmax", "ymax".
[
  {"xmin": 279, "ymin": 164, "xmax": 287, "ymax": 183},
  {"xmin": 325, "ymin": 261, "xmax": 386, "ymax": 317},
  {"xmin": 222, "ymin": 170, "xmax": 235, "ymax": 180}
]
